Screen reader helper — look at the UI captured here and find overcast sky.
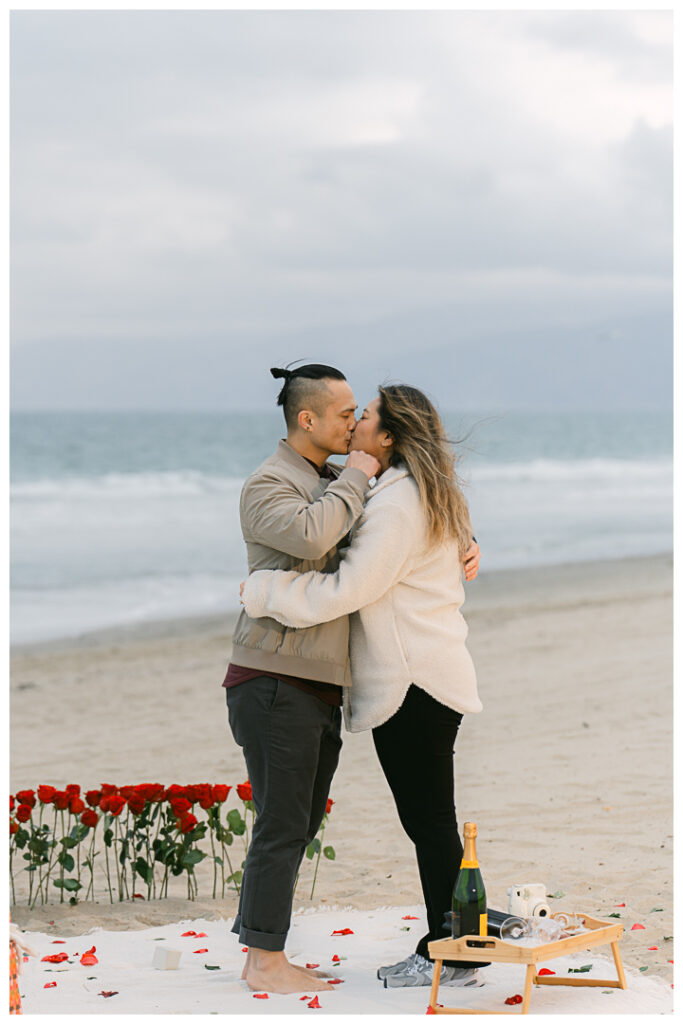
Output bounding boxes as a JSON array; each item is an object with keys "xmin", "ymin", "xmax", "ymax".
[{"xmin": 10, "ymin": 9, "xmax": 672, "ymax": 412}]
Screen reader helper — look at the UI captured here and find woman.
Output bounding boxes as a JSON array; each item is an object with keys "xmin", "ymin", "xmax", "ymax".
[{"xmin": 241, "ymin": 384, "xmax": 483, "ymax": 990}]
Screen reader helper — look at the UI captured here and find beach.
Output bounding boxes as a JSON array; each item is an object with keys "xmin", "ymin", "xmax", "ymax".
[{"xmin": 10, "ymin": 554, "xmax": 673, "ymax": 994}]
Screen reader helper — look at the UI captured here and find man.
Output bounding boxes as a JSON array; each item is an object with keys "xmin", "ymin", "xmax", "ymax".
[
  {"xmin": 224, "ymin": 364, "xmax": 481, "ymax": 994},
  {"xmin": 223, "ymin": 363, "xmax": 380, "ymax": 994}
]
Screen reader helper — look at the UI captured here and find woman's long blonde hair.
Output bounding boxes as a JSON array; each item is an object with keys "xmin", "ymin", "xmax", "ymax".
[{"xmin": 378, "ymin": 385, "xmax": 473, "ymax": 556}]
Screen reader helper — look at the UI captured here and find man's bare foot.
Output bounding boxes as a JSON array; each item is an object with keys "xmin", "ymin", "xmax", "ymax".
[
  {"xmin": 291, "ymin": 962, "xmax": 332, "ymax": 979},
  {"xmin": 242, "ymin": 948, "xmax": 334, "ymax": 994}
]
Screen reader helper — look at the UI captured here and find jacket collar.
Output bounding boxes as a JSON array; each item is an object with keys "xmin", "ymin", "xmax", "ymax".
[
  {"xmin": 276, "ymin": 438, "xmax": 325, "ymax": 478},
  {"xmin": 367, "ymin": 463, "xmax": 410, "ymax": 499}
]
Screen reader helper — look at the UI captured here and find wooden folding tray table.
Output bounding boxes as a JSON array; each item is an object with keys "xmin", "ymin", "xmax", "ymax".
[{"xmin": 427, "ymin": 913, "xmax": 626, "ymax": 1014}]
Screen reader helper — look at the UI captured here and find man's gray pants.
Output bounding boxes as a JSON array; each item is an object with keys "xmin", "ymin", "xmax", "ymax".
[{"xmin": 226, "ymin": 675, "xmax": 342, "ymax": 951}]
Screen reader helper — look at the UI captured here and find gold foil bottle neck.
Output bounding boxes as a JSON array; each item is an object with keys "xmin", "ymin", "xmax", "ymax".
[{"xmin": 463, "ymin": 822, "xmax": 478, "ymax": 838}]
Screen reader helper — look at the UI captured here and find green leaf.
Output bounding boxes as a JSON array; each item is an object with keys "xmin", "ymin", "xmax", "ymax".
[
  {"xmin": 306, "ymin": 839, "xmax": 320, "ymax": 860},
  {"xmin": 639, "ymin": 966, "xmax": 648, "ymax": 972},
  {"xmin": 229, "ymin": 870, "xmax": 243, "ymax": 885},
  {"xmin": 323, "ymin": 846, "xmax": 336, "ymax": 861},
  {"xmin": 547, "ymin": 890, "xmax": 566, "ymax": 899},
  {"xmin": 61, "ymin": 836, "xmax": 78, "ymax": 849},
  {"xmin": 58, "ymin": 852, "xmax": 75, "ymax": 872},
  {"xmin": 135, "ymin": 857, "xmax": 152, "ymax": 884},
  {"xmin": 222, "ymin": 831, "xmax": 233, "ymax": 846},
  {"xmin": 213, "ymin": 855, "xmax": 223, "ymax": 865},
  {"xmin": 103, "ymin": 828, "xmax": 113, "ymax": 848},
  {"xmin": 204, "ymin": 965, "xmax": 221, "ymax": 971},
  {"xmin": 663, "ymin": 936, "xmax": 673, "ymax": 941},
  {"xmin": 53, "ymin": 877, "xmax": 82, "ymax": 891},
  {"xmin": 182, "ymin": 848, "xmax": 206, "ymax": 867},
  {"xmin": 226, "ymin": 810, "xmax": 246, "ymax": 835},
  {"xmin": 568, "ymin": 964, "xmax": 592, "ymax": 974},
  {"xmin": 650, "ymin": 907, "xmax": 664, "ymax": 913},
  {"xmin": 608, "ymin": 913, "xmax": 622, "ymax": 919}
]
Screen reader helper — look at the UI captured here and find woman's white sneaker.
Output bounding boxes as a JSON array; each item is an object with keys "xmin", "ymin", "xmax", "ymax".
[
  {"xmin": 376, "ymin": 952, "xmax": 423, "ymax": 980},
  {"xmin": 384, "ymin": 959, "xmax": 484, "ymax": 989}
]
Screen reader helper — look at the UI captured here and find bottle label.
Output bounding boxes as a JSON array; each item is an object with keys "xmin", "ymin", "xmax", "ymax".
[
  {"xmin": 460, "ymin": 860, "xmax": 478, "ymax": 869},
  {"xmin": 479, "ymin": 913, "xmax": 488, "ymax": 936}
]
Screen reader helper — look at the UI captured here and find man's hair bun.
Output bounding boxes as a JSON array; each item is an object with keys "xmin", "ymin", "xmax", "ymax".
[{"xmin": 270, "ymin": 367, "xmax": 292, "ymax": 381}]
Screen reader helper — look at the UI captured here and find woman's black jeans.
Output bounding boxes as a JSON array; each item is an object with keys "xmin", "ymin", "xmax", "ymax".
[{"xmin": 373, "ymin": 684, "xmax": 477, "ymax": 967}]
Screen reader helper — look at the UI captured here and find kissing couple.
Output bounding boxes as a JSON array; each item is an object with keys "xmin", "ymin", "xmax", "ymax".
[{"xmin": 222, "ymin": 363, "xmax": 483, "ymax": 994}]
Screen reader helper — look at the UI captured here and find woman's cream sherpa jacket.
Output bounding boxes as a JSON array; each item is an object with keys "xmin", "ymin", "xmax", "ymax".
[{"xmin": 242, "ymin": 464, "xmax": 482, "ymax": 732}]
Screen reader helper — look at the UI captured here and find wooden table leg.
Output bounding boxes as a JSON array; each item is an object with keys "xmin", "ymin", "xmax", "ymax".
[
  {"xmin": 521, "ymin": 964, "xmax": 535, "ymax": 1014},
  {"xmin": 611, "ymin": 941, "xmax": 628, "ymax": 989},
  {"xmin": 429, "ymin": 958, "xmax": 443, "ymax": 1010}
]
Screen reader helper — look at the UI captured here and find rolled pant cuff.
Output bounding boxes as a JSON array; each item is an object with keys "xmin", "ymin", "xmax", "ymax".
[{"xmin": 239, "ymin": 924, "xmax": 288, "ymax": 952}]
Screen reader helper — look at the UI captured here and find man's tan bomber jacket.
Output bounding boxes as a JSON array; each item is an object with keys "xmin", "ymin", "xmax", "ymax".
[{"xmin": 230, "ymin": 439, "xmax": 369, "ymax": 686}]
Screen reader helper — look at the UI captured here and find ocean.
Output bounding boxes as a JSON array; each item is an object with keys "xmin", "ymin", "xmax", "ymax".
[{"xmin": 10, "ymin": 409, "xmax": 672, "ymax": 646}]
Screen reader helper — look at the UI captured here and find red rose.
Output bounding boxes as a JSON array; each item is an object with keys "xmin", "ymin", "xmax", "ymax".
[
  {"xmin": 53, "ymin": 791, "xmax": 70, "ymax": 811},
  {"xmin": 16, "ymin": 804, "xmax": 32, "ymax": 823},
  {"xmin": 80, "ymin": 809, "xmax": 99, "ymax": 829},
  {"xmin": 10, "ymin": 819, "xmax": 18, "ymax": 835},
  {"xmin": 169, "ymin": 797, "xmax": 192, "ymax": 817},
  {"xmin": 178, "ymin": 813, "xmax": 198, "ymax": 834},
  {"xmin": 212, "ymin": 785, "xmax": 231, "ymax": 804},
  {"xmin": 326, "ymin": 799, "xmax": 334, "ymax": 815},
  {"xmin": 65, "ymin": 784, "xmax": 81, "ymax": 796},
  {"xmin": 194, "ymin": 784, "xmax": 213, "ymax": 809},
  {"xmin": 69, "ymin": 796, "xmax": 86, "ymax": 815},
  {"xmin": 127, "ymin": 793, "xmax": 146, "ymax": 815},
  {"xmin": 85, "ymin": 790, "xmax": 101, "ymax": 807},
  {"xmin": 237, "ymin": 782, "xmax": 253, "ymax": 802},
  {"xmin": 10, "ymin": 796, "xmax": 15, "ymax": 812},
  {"xmin": 15, "ymin": 789, "xmax": 36, "ymax": 808},
  {"xmin": 99, "ymin": 783, "xmax": 118, "ymax": 798},
  {"xmin": 164, "ymin": 784, "xmax": 188, "ymax": 801},
  {"xmin": 37, "ymin": 785, "xmax": 57, "ymax": 804},
  {"xmin": 101, "ymin": 794, "xmax": 126, "ymax": 817},
  {"xmin": 136, "ymin": 784, "xmax": 164, "ymax": 804}
]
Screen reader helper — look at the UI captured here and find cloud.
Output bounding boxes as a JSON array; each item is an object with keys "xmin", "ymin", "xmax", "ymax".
[{"xmin": 10, "ymin": 10, "xmax": 672, "ymax": 410}]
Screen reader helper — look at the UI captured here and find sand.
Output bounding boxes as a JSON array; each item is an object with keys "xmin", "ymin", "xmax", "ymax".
[
  {"xmin": 10, "ymin": 554, "xmax": 674, "ymax": 1001},
  {"xmin": 12, "ymin": 906, "xmax": 674, "ymax": 1015}
]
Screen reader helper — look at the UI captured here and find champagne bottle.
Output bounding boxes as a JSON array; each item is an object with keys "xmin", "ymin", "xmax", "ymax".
[{"xmin": 451, "ymin": 822, "xmax": 487, "ymax": 939}]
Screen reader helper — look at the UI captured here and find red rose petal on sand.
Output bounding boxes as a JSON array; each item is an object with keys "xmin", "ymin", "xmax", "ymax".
[
  {"xmin": 181, "ymin": 931, "xmax": 197, "ymax": 937},
  {"xmin": 505, "ymin": 995, "xmax": 523, "ymax": 1005},
  {"xmin": 631, "ymin": 923, "xmax": 645, "ymax": 930},
  {"xmin": 41, "ymin": 953, "xmax": 68, "ymax": 963},
  {"xmin": 331, "ymin": 928, "xmax": 354, "ymax": 935},
  {"xmin": 426, "ymin": 1007, "xmax": 436, "ymax": 1015},
  {"xmin": 306, "ymin": 963, "xmax": 320, "ymax": 969},
  {"xmin": 195, "ymin": 932, "xmax": 208, "ymax": 938},
  {"xmin": 51, "ymin": 940, "xmax": 66, "ymax": 945},
  {"xmin": 193, "ymin": 948, "xmax": 209, "ymax": 954},
  {"xmin": 44, "ymin": 982, "xmax": 57, "ymax": 989},
  {"xmin": 253, "ymin": 993, "xmax": 269, "ymax": 999},
  {"xmin": 331, "ymin": 955, "xmax": 341, "ymax": 962},
  {"xmin": 402, "ymin": 915, "xmax": 419, "ymax": 920},
  {"xmin": 648, "ymin": 946, "xmax": 659, "ymax": 951},
  {"xmin": 133, "ymin": 893, "xmax": 145, "ymax": 900},
  {"xmin": 538, "ymin": 968, "xmax": 556, "ymax": 976},
  {"xmin": 308, "ymin": 995, "xmax": 321, "ymax": 1008},
  {"xmin": 327, "ymin": 978, "xmax": 344, "ymax": 984},
  {"xmin": 80, "ymin": 946, "xmax": 98, "ymax": 966},
  {"xmin": 615, "ymin": 903, "xmax": 626, "ymax": 907},
  {"xmin": 99, "ymin": 991, "xmax": 118, "ymax": 998},
  {"xmin": 300, "ymin": 995, "xmax": 310, "ymax": 1001},
  {"xmin": 241, "ymin": 947, "xmax": 248, "ymax": 953}
]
